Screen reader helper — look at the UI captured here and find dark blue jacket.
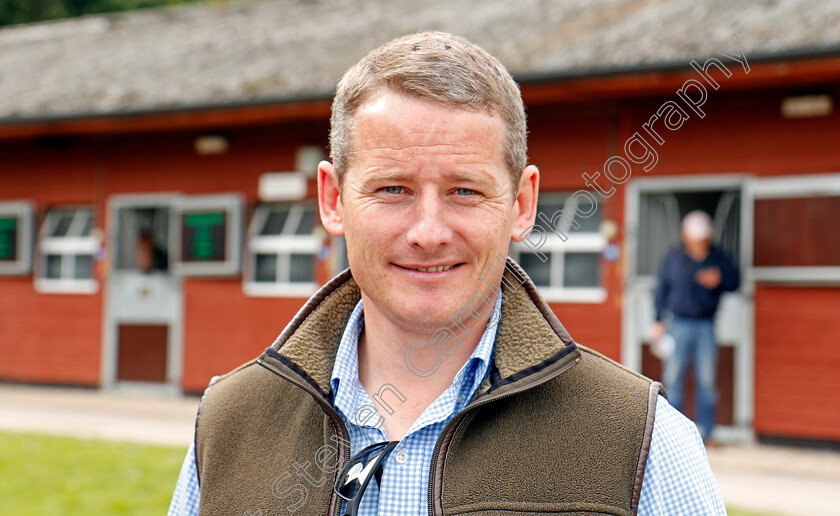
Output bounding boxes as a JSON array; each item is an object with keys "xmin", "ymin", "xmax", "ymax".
[{"xmin": 654, "ymin": 245, "xmax": 740, "ymax": 321}]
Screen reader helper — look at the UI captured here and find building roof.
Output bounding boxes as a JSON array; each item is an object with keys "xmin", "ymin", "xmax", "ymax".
[{"xmin": 1, "ymin": 0, "xmax": 839, "ymax": 122}]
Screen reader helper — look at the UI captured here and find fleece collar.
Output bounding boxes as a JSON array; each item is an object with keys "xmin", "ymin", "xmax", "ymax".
[{"xmin": 264, "ymin": 258, "xmax": 580, "ymax": 400}]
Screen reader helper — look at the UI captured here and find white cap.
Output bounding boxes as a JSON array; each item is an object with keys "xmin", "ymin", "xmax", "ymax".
[{"xmin": 681, "ymin": 210, "xmax": 713, "ymax": 241}]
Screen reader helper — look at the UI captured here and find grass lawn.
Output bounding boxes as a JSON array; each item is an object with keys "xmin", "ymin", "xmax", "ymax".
[
  {"xmin": 0, "ymin": 431, "xmax": 787, "ymax": 515},
  {"xmin": 0, "ymin": 431, "xmax": 186, "ymax": 515}
]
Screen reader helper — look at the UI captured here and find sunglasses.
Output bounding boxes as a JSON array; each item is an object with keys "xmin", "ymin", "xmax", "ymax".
[{"xmin": 334, "ymin": 441, "xmax": 399, "ymax": 516}]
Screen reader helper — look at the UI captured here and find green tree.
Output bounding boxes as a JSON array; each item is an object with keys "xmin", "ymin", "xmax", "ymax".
[
  {"xmin": 0, "ymin": 0, "xmax": 67, "ymax": 26},
  {"xmin": 0, "ymin": 0, "xmax": 208, "ymax": 26}
]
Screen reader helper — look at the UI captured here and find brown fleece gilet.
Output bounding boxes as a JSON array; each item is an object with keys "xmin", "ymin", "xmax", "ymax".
[{"xmin": 196, "ymin": 259, "xmax": 662, "ymax": 516}]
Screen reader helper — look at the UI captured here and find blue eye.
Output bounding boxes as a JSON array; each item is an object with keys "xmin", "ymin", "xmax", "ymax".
[
  {"xmin": 383, "ymin": 186, "xmax": 403, "ymax": 195},
  {"xmin": 456, "ymin": 188, "xmax": 476, "ymax": 196}
]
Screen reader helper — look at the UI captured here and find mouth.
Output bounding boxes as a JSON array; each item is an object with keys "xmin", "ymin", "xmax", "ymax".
[{"xmin": 395, "ymin": 263, "xmax": 463, "ymax": 273}]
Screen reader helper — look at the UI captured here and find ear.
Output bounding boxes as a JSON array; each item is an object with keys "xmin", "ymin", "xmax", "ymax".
[
  {"xmin": 318, "ymin": 160, "xmax": 345, "ymax": 237},
  {"xmin": 511, "ymin": 165, "xmax": 539, "ymax": 242}
]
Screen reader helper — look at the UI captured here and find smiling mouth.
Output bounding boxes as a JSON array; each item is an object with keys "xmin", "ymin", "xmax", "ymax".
[{"xmin": 397, "ymin": 263, "xmax": 461, "ymax": 273}]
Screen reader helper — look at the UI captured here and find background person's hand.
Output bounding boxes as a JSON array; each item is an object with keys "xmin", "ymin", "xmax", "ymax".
[
  {"xmin": 695, "ymin": 266, "xmax": 722, "ymax": 290},
  {"xmin": 650, "ymin": 321, "xmax": 666, "ymax": 343}
]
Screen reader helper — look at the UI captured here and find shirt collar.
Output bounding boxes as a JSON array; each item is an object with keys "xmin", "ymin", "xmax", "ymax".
[{"xmin": 330, "ymin": 292, "xmax": 501, "ymax": 427}]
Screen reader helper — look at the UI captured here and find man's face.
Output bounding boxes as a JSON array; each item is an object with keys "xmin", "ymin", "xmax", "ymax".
[
  {"xmin": 319, "ymin": 92, "xmax": 537, "ymax": 335},
  {"xmin": 681, "ymin": 230, "xmax": 711, "ymax": 257}
]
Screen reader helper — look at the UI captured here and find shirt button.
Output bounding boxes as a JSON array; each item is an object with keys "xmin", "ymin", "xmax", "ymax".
[
  {"xmin": 395, "ymin": 450, "xmax": 408, "ymax": 464},
  {"xmin": 457, "ymin": 394, "xmax": 465, "ymax": 404}
]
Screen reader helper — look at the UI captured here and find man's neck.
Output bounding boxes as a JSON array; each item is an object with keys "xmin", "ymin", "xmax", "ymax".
[
  {"xmin": 684, "ymin": 244, "xmax": 710, "ymax": 262},
  {"xmin": 355, "ymin": 298, "xmax": 493, "ymax": 440}
]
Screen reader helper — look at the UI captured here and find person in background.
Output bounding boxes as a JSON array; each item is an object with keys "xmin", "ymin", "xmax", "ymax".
[
  {"xmin": 651, "ymin": 210, "xmax": 740, "ymax": 444},
  {"xmin": 135, "ymin": 230, "xmax": 168, "ymax": 272}
]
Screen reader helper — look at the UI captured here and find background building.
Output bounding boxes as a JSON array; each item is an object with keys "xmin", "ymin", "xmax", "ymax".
[{"xmin": 1, "ymin": 0, "xmax": 839, "ymax": 446}]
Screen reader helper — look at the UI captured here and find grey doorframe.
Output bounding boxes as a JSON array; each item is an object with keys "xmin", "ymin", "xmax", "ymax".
[
  {"xmin": 100, "ymin": 193, "xmax": 183, "ymax": 394},
  {"xmin": 622, "ymin": 174, "xmax": 754, "ymax": 443}
]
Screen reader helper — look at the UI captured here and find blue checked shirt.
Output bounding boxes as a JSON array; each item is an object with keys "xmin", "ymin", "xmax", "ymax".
[{"xmin": 169, "ymin": 295, "xmax": 725, "ymax": 515}]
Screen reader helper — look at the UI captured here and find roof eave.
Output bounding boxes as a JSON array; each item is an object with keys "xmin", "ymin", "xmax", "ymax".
[
  {"xmin": 2, "ymin": 47, "xmax": 840, "ymax": 140},
  {"xmin": 519, "ymin": 48, "xmax": 840, "ymax": 105},
  {"xmin": 0, "ymin": 92, "xmax": 334, "ymax": 141}
]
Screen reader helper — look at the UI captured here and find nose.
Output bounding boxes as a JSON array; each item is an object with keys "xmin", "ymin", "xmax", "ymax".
[{"xmin": 404, "ymin": 191, "xmax": 455, "ymax": 252}]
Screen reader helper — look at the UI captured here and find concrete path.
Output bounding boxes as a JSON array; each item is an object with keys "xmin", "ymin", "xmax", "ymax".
[
  {"xmin": 0, "ymin": 382, "xmax": 198, "ymax": 447},
  {"xmin": 2, "ymin": 383, "xmax": 839, "ymax": 515},
  {"xmin": 707, "ymin": 444, "xmax": 840, "ymax": 516}
]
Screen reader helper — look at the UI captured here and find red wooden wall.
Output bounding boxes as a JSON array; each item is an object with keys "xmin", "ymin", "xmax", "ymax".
[
  {"xmin": 529, "ymin": 105, "xmax": 624, "ymax": 360},
  {"xmin": 0, "ymin": 145, "xmax": 102, "ymax": 385},
  {"xmin": 0, "ymin": 123, "xmax": 328, "ymax": 390},
  {"xmin": 754, "ymin": 286, "xmax": 840, "ymax": 441},
  {"xmin": 615, "ymin": 88, "xmax": 840, "ymax": 443},
  {"xmin": 1, "ymin": 83, "xmax": 839, "ymax": 443},
  {"xmin": 528, "ymin": 86, "xmax": 840, "ymax": 444}
]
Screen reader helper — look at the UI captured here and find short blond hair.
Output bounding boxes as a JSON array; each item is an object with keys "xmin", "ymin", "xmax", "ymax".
[{"xmin": 330, "ymin": 31, "xmax": 527, "ymax": 187}]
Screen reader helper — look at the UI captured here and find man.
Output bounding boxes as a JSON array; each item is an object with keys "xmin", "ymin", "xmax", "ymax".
[
  {"xmin": 651, "ymin": 210, "xmax": 740, "ymax": 444},
  {"xmin": 170, "ymin": 32, "xmax": 725, "ymax": 515},
  {"xmin": 135, "ymin": 230, "xmax": 168, "ymax": 273}
]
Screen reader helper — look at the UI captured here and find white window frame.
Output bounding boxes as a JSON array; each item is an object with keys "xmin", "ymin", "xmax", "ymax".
[
  {"xmin": 243, "ymin": 203, "xmax": 320, "ymax": 298},
  {"xmin": 511, "ymin": 192, "xmax": 607, "ymax": 303},
  {"xmin": 34, "ymin": 206, "xmax": 98, "ymax": 294},
  {"xmin": 0, "ymin": 200, "xmax": 34, "ymax": 276},
  {"xmin": 172, "ymin": 194, "xmax": 243, "ymax": 277},
  {"xmin": 747, "ymin": 173, "xmax": 840, "ymax": 283}
]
